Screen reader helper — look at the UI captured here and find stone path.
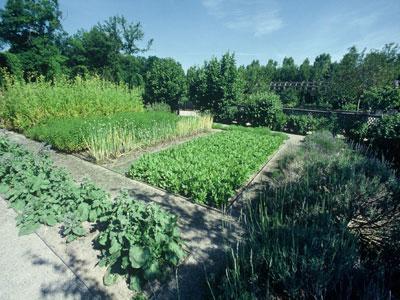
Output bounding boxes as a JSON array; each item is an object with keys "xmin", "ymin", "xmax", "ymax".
[{"xmin": 0, "ymin": 129, "xmax": 303, "ymax": 299}]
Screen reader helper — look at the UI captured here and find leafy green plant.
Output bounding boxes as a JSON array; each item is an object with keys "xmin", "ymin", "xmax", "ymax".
[
  {"xmin": 0, "ymin": 136, "xmax": 110, "ymax": 235},
  {"xmin": 63, "ymin": 213, "xmax": 88, "ymax": 243},
  {"xmin": 128, "ymin": 126, "xmax": 285, "ymax": 207},
  {"xmin": 96, "ymin": 192, "xmax": 185, "ymax": 291},
  {"xmin": 0, "ymin": 136, "xmax": 186, "ymax": 293}
]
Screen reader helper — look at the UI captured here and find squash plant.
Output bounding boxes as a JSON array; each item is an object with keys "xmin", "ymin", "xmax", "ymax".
[
  {"xmin": 96, "ymin": 192, "xmax": 185, "ymax": 291},
  {"xmin": 0, "ymin": 137, "xmax": 110, "ymax": 236}
]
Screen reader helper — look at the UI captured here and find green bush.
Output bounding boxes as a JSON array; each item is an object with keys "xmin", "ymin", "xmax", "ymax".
[
  {"xmin": 362, "ymin": 86, "xmax": 400, "ymax": 112},
  {"xmin": 215, "ymin": 131, "xmax": 400, "ymax": 299},
  {"xmin": 0, "ymin": 75, "xmax": 143, "ymax": 130},
  {"xmin": 366, "ymin": 113, "xmax": 400, "ymax": 169},
  {"xmin": 0, "ymin": 52, "xmax": 22, "ymax": 85},
  {"xmin": 236, "ymin": 91, "xmax": 286, "ymax": 129},
  {"xmin": 145, "ymin": 102, "xmax": 171, "ymax": 112},
  {"xmin": 284, "ymin": 114, "xmax": 336, "ymax": 134}
]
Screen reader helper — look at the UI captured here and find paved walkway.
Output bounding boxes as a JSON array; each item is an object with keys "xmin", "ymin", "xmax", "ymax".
[{"xmin": 0, "ymin": 129, "xmax": 303, "ymax": 299}]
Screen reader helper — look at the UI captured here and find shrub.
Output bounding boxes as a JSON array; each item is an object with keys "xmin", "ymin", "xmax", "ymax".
[
  {"xmin": 0, "ymin": 52, "xmax": 22, "ymax": 85},
  {"xmin": 0, "ymin": 75, "xmax": 143, "ymax": 130},
  {"xmin": 284, "ymin": 114, "xmax": 336, "ymax": 134},
  {"xmin": 236, "ymin": 91, "xmax": 286, "ymax": 129},
  {"xmin": 362, "ymin": 86, "xmax": 400, "ymax": 112},
  {"xmin": 366, "ymin": 113, "xmax": 400, "ymax": 169},
  {"xmin": 145, "ymin": 102, "xmax": 171, "ymax": 112}
]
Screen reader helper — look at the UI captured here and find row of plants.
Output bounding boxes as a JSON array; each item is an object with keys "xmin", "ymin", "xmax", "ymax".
[
  {"xmin": 213, "ymin": 131, "xmax": 400, "ymax": 299},
  {"xmin": 0, "ymin": 74, "xmax": 143, "ymax": 131},
  {"xmin": 27, "ymin": 111, "xmax": 213, "ymax": 162},
  {"xmin": 0, "ymin": 136, "xmax": 185, "ymax": 294},
  {"xmin": 128, "ymin": 126, "xmax": 286, "ymax": 207}
]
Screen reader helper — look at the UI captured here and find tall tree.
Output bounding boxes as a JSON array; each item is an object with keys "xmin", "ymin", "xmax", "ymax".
[
  {"xmin": 144, "ymin": 57, "xmax": 187, "ymax": 111},
  {"xmin": 63, "ymin": 15, "xmax": 152, "ymax": 83},
  {"xmin": 0, "ymin": 0, "xmax": 65, "ymax": 78}
]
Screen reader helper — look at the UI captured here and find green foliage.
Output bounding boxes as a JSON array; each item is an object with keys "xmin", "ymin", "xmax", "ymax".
[
  {"xmin": 96, "ymin": 192, "xmax": 185, "ymax": 291},
  {"xmin": 236, "ymin": 91, "xmax": 286, "ymax": 129},
  {"xmin": 187, "ymin": 52, "xmax": 243, "ymax": 115},
  {"xmin": 362, "ymin": 86, "xmax": 400, "ymax": 111},
  {"xmin": 0, "ymin": 0, "xmax": 65, "ymax": 78},
  {"xmin": 63, "ymin": 16, "xmax": 152, "ymax": 84},
  {"xmin": 365, "ymin": 113, "xmax": 400, "ymax": 169},
  {"xmin": 0, "ymin": 75, "xmax": 143, "ymax": 130},
  {"xmin": 238, "ymin": 60, "xmax": 271, "ymax": 94},
  {"xmin": 215, "ymin": 131, "xmax": 400, "ymax": 299},
  {"xmin": 0, "ymin": 52, "xmax": 22, "ymax": 82},
  {"xmin": 27, "ymin": 112, "xmax": 213, "ymax": 161},
  {"xmin": 0, "ymin": 135, "xmax": 185, "ymax": 292},
  {"xmin": 145, "ymin": 102, "xmax": 171, "ymax": 112},
  {"xmin": 284, "ymin": 114, "xmax": 336, "ymax": 134},
  {"xmin": 128, "ymin": 127, "xmax": 285, "ymax": 207},
  {"xmin": 0, "ymin": 136, "xmax": 111, "ymax": 236},
  {"xmin": 277, "ymin": 87, "xmax": 300, "ymax": 107},
  {"xmin": 144, "ymin": 58, "xmax": 187, "ymax": 111}
]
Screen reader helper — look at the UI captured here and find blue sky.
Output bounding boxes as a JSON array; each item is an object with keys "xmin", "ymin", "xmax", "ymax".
[{"xmin": 1, "ymin": 0, "xmax": 400, "ymax": 69}]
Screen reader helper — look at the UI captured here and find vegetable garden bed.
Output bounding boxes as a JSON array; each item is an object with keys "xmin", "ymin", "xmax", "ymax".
[
  {"xmin": 26, "ymin": 112, "xmax": 213, "ymax": 162},
  {"xmin": 127, "ymin": 126, "xmax": 286, "ymax": 208}
]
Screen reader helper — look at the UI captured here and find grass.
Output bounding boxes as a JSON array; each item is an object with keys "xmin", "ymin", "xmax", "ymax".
[
  {"xmin": 27, "ymin": 112, "xmax": 213, "ymax": 161},
  {"xmin": 127, "ymin": 126, "xmax": 286, "ymax": 207},
  {"xmin": 0, "ymin": 74, "xmax": 143, "ymax": 130}
]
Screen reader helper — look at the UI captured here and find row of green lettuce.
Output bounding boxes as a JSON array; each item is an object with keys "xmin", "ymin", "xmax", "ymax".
[
  {"xmin": 0, "ymin": 136, "xmax": 185, "ymax": 294},
  {"xmin": 212, "ymin": 131, "xmax": 400, "ymax": 299},
  {"xmin": 128, "ymin": 126, "xmax": 286, "ymax": 208}
]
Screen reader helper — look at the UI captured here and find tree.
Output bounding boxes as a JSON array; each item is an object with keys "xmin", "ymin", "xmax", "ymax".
[
  {"xmin": 0, "ymin": 0, "xmax": 65, "ymax": 78},
  {"xmin": 187, "ymin": 52, "xmax": 243, "ymax": 116},
  {"xmin": 63, "ymin": 15, "xmax": 152, "ymax": 83},
  {"xmin": 313, "ymin": 53, "xmax": 331, "ymax": 80},
  {"xmin": 144, "ymin": 58, "xmax": 187, "ymax": 111},
  {"xmin": 278, "ymin": 57, "xmax": 298, "ymax": 81},
  {"xmin": 299, "ymin": 58, "xmax": 312, "ymax": 81},
  {"xmin": 239, "ymin": 60, "xmax": 271, "ymax": 94}
]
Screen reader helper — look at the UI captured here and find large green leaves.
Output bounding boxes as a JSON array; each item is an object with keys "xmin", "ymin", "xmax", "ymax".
[
  {"xmin": 96, "ymin": 193, "xmax": 185, "ymax": 292},
  {"xmin": 129, "ymin": 246, "xmax": 150, "ymax": 268}
]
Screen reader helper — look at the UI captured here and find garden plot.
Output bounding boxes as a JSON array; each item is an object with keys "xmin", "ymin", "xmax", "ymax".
[
  {"xmin": 0, "ymin": 129, "xmax": 243, "ymax": 299},
  {"xmin": 127, "ymin": 126, "xmax": 286, "ymax": 208},
  {"xmin": 27, "ymin": 111, "xmax": 213, "ymax": 162}
]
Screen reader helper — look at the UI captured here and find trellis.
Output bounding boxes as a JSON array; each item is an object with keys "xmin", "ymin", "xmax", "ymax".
[{"xmin": 269, "ymin": 80, "xmax": 400, "ymax": 91}]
